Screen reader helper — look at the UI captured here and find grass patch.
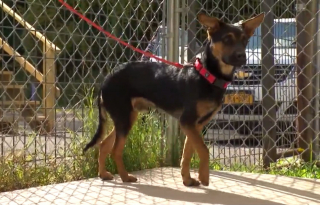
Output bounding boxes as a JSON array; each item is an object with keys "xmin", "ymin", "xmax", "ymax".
[
  {"xmin": 0, "ymin": 87, "xmax": 166, "ymax": 192},
  {"xmin": 190, "ymin": 154, "xmax": 320, "ymax": 179}
]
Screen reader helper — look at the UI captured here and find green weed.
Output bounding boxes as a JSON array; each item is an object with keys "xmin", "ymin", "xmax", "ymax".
[
  {"xmin": 0, "ymin": 86, "xmax": 165, "ymax": 192},
  {"xmin": 190, "ymin": 153, "xmax": 320, "ymax": 179}
]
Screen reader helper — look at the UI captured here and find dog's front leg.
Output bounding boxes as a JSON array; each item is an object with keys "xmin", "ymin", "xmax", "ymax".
[
  {"xmin": 180, "ymin": 136, "xmax": 200, "ymax": 186},
  {"xmin": 179, "ymin": 110, "xmax": 210, "ymax": 186}
]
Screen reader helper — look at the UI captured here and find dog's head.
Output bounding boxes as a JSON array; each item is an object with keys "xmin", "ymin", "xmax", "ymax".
[{"xmin": 197, "ymin": 12, "xmax": 264, "ymax": 76}]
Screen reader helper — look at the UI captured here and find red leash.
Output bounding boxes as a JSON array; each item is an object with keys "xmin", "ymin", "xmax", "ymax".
[{"xmin": 58, "ymin": 0, "xmax": 184, "ymax": 68}]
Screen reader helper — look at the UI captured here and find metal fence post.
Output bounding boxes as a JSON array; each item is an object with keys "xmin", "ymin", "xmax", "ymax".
[
  {"xmin": 165, "ymin": 0, "xmax": 181, "ymax": 166},
  {"xmin": 314, "ymin": 1, "xmax": 320, "ymax": 159},
  {"xmin": 296, "ymin": 0, "xmax": 317, "ymax": 162},
  {"xmin": 261, "ymin": 0, "xmax": 277, "ymax": 168}
]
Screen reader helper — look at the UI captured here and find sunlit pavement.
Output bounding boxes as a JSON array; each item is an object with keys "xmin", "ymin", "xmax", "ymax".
[{"xmin": 1, "ymin": 167, "xmax": 320, "ymax": 205}]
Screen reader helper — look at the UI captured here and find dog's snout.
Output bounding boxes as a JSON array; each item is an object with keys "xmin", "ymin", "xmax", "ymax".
[{"xmin": 235, "ymin": 51, "xmax": 246, "ymax": 61}]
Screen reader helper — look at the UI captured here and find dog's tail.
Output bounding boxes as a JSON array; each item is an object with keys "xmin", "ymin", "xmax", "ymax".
[{"xmin": 83, "ymin": 92, "xmax": 107, "ymax": 153}]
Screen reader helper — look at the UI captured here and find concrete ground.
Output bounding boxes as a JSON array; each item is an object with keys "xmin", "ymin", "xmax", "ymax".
[{"xmin": 1, "ymin": 167, "xmax": 320, "ymax": 205}]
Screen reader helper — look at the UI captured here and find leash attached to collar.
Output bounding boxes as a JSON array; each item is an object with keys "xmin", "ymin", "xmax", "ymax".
[{"xmin": 194, "ymin": 58, "xmax": 230, "ymax": 89}]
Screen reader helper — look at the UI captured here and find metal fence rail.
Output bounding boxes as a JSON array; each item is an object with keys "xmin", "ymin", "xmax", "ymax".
[{"xmin": 0, "ymin": 0, "xmax": 319, "ymax": 193}]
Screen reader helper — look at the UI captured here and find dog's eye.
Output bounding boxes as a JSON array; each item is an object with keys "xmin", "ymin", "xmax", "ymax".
[{"xmin": 223, "ymin": 36, "xmax": 233, "ymax": 44}]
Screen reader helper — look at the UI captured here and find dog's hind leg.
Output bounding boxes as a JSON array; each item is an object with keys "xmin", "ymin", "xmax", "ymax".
[
  {"xmin": 98, "ymin": 127, "xmax": 116, "ymax": 180},
  {"xmin": 92, "ymin": 101, "xmax": 116, "ymax": 180},
  {"xmin": 111, "ymin": 110, "xmax": 139, "ymax": 182}
]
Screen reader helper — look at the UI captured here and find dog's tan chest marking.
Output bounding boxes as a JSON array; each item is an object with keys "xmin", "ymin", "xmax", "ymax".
[
  {"xmin": 196, "ymin": 101, "xmax": 222, "ymax": 125},
  {"xmin": 197, "ymin": 101, "xmax": 216, "ymax": 116}
]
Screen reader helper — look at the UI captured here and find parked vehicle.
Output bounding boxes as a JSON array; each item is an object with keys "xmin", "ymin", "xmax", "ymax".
[{"xmin": 142, "ymin": 18, "xmax": 297, "ymax": 147}]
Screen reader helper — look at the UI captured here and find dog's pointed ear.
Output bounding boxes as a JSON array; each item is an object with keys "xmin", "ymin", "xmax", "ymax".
[
  {"xmin": 197, "ymin": 13, "xmax": 220, "ymax": 31},
  {"xmin": 241, "ymin": 13, "xmax": 265, "ymax": 37}
]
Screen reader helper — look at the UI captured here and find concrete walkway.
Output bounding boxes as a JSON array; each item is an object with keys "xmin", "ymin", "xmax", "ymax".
[{"xmin": 1, "ymin": 167, "xmax": 320, "ymax": 205}]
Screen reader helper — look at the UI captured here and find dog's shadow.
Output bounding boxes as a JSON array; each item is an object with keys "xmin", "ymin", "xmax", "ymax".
[{"xmin": 96, "ymin": 180, "xmax": 283, "ymax": 205}]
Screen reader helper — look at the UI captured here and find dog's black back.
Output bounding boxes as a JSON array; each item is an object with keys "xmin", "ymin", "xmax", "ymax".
[{"xmin": 101, "ymin": 60, "xmax": 225, "ymax": 113}]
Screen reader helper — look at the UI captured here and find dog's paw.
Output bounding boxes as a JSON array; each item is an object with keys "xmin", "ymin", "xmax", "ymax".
[
  {"xmin": 122, "ymin": 174, "xmax": 138, "ymax": 183},
  {"xmin": 183, "ymin": 178, "xmax": 201, "ymax": 187},
  {"xmin": 200, "ymin": 180, "xmax": 209, "ymax": 186},
  {"xmin": 198, "ymin": 175, "xmax": 209, "ymax": 186},
  {"xmin": 99, "ymin": 171, "xmax": 114, "ymax": 180}
]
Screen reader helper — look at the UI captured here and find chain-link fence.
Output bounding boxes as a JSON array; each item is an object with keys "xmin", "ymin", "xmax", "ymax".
[
  {"xmin": 197, "ymin": 0, "xmax": 320, "ymax": 169},
  {"xmin": 0, "ymin": 0, "xmax": 319, "ymax": 193}
]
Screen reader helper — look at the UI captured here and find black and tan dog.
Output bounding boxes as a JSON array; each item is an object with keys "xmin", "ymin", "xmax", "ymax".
[{"xmin": 83, "ymin": 12, "xmax": 264, "ymax": 186}]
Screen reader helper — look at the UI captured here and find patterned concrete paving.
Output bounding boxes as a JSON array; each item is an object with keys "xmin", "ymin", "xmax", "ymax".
[{"xmin": 1, "ymin": 167, "xmax": 320, "ymax": 205}]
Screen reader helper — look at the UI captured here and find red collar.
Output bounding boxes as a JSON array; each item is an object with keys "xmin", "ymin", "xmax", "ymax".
[{"xmin": 194, "ymin": 58, "xmax": 230, "ymax": 89}]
